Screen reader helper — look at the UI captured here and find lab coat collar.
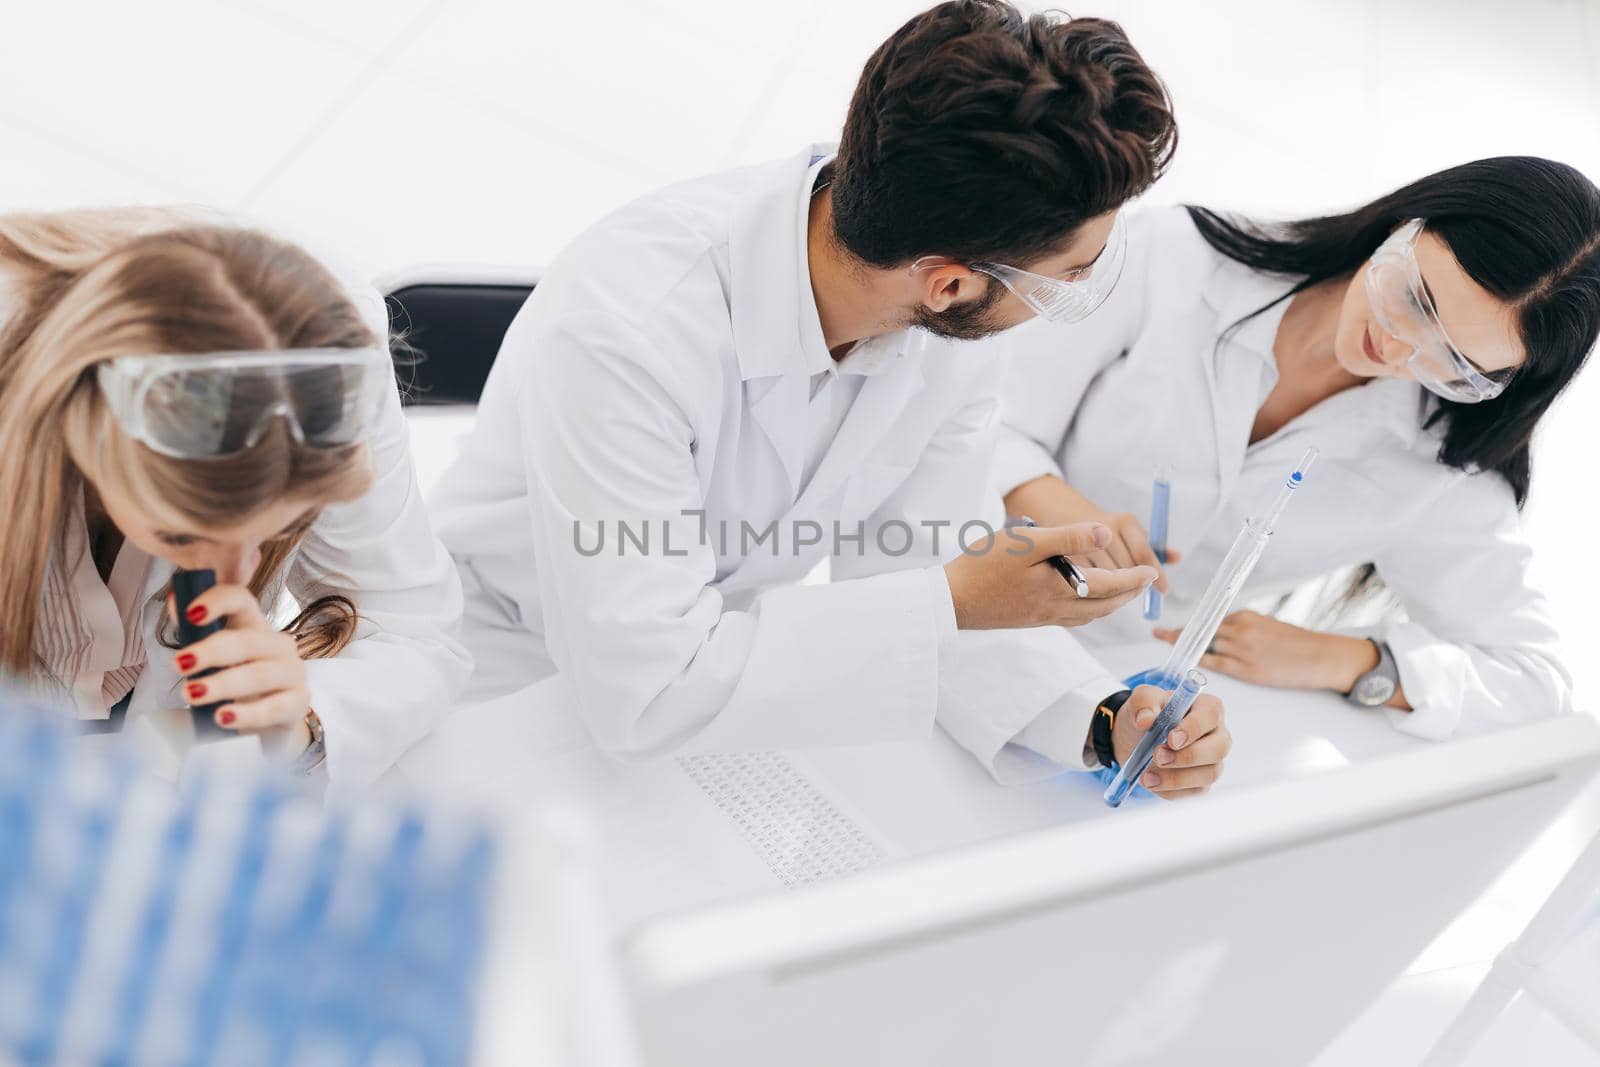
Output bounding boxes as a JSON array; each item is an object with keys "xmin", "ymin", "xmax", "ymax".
[
  {"xmin": 1201, "ymin": 255, "xmax": 1296, "ymax": 369},
  {"xmin": 731, "ymin": 145, "xmax": 925, "ymax": 499},
  {"xmin": 796, "ymin": 158, "xmax": 837, "ymax": 379},
  {"xmin": 728, "ymin": 143, "xmax": 835, "ymax": 383},
  {"xmin": 729, "ymin": 146, "xmax": 833, "ymax": 495},
  {"xmin": 731, "ymin": 145, "xmax": 914, "ymax": 382},
  {"xmin": 1197, "ymin": 255, "xmax": 1293, "ymax": 512},
  {"xmin": 1200, "ymin": 253, "xmax": 1432, "ymax": 467}
]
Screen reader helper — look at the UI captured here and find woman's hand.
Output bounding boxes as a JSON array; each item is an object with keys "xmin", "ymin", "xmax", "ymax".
[
  {"xmin": 1003, "ymin": 475, "xmax": 1180, "ymax": 592},
  {"xmin": 1153, "ymin": 610, "xmax": 1380, "ymax": 693},
  {"xmin": 169, "ymin": 584, "xmax": 312, "ymax": 753}
]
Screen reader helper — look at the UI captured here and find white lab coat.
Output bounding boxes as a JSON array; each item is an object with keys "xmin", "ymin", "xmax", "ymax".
[
  {"xmin": 993, "ymin": 206, "xmax": 1572, "ymax": 740},
  {"xmin": 6, "ymin": 247, "xmax": 472, "ymax": 796},
  {"xmin": 430, "ymin": 145, "xmax": 1123, "ymax": 780}
]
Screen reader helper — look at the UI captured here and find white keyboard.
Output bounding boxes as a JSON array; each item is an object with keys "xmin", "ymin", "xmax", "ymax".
[{"xmin": 678, "ymin": 752, "xmax": 887, "ymax": 888}]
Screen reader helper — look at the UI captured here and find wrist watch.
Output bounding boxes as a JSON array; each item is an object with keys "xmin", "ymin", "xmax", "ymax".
[
  {"xmin": 1345, "ymin": 640, "xmax": 1400, "ymax": 707},
  {"xmin": 1091, "ymin": 689, "xmax": 1132, "ymax": 769},
  {"xmin": 291, "ymin": 710, "xmax": 327, "ymax": 775}
]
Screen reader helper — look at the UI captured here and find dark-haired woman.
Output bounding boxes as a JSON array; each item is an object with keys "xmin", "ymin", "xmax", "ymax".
[{"xmin": 996, "ymin": 157, "xmax": 1600, "ymax": 739}]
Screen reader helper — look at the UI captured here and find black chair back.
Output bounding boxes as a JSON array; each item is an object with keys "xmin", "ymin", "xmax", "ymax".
[{"xmin": 384, "ymin": 280, "xmax": 536, "ymax": 406}]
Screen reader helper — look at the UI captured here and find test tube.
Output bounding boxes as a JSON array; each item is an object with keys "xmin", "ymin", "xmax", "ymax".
[
  {"xmin": 1103, "ymin": 669, "xmax": 1207, "ymax": 808},
  {"xmin": 1143, "ymin": 466, "xmax": 1171, "ymax": 621}
]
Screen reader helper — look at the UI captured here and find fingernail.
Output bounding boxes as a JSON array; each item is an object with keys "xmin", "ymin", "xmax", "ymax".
[
  {"xmin": 185, "ymin": 605, "xmax": 207, "ymax": 624},
  {"xmin": 1092, "ymin": 525, "xmax": 1111, "ymax": 548},
  {"xmin": 1138, "ymin": 710, "xmax": 1157, "ymax": 727},
  {"xmin": 176, "ymin": 653, "xmax": 197, "ymax": 672},
  {"xmin": 1170, "ymin": 730, "xmax": 1188, "ymax": 748},
  {"xmin": 1142, "ymin": 772, "xmax": 1161, "ymax": 788},
  {"xmin": 1156, "ymin": 750, "xmax": 1174, "ymax": 766},
  {"xmin": 217, "ymin": 710, "xmax": 236, "ymax": 727},
  {"xmin": 186, "ymin": 683, "xmax": 207, "ymax": 701}
]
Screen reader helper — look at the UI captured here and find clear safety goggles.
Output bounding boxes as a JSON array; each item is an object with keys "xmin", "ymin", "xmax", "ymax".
[
  {"xmin": 972, "ymin": 210, "xmax": 1128, "ymax": 323},
  {"xmin": 96, "ymin": 348, "xmax": 391, "ymax": 459},
  {"xmin": 1365, "ymin": 219, "xmax": 1515, "ymax": 404}
]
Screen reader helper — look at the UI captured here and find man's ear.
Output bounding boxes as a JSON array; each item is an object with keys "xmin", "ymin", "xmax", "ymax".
[{"xmin": 910, "ymin": 257, "xmax": 983, "ymax": 313}]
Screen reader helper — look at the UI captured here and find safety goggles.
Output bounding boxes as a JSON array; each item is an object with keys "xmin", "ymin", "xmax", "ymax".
[
  {"xmin": 97, "ymin": 348, "xmax": 391, "ymax": 459},
  {"xmin": 971, "ymin": 210, "xmax": 1128, "ymax": 323},
  {"xmin": 1365, "ymin": 219, "xmax": 1515, "ymax": 404}
]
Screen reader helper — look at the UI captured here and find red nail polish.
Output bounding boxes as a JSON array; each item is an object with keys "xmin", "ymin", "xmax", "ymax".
[
  {"xmin": 176, "ymin": 653, "xmax": 197, "ymax": 672},
  {"xmin": 185, "ymin": 605, "xmax": 208, "ymax": 624},
  {"xmin": 218, "ymin": 710, "xmax": 236, "ymax": 726},
  {"xmin": 187, "ymin": 683, "xmax": 207, "ymax": 701}
]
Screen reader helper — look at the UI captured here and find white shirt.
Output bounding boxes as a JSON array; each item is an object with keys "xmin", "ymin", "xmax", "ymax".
[
  {"xmin": 993, "ymin": 206, "xmax": 1572, "ymax": 740},
  {"xmin": 430, "ymin": 145, "xmax": 1122, "ymax": 778},
  {"xmin": 3, "ymin": 249, "xmax": 472, "ymax": 794}
]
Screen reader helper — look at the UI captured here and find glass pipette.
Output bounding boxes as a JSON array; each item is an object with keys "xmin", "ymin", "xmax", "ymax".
[
  {"xmin": 1146, "ymin": 446, "xmax": 1319, "ymax": 689},
  {"xmin": 1103, "ymin": 446, "xmax": 1319, "ymax": 808}
]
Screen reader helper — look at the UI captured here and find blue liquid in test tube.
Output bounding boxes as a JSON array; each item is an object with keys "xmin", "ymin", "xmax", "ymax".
[
  {"xmin": 1143, "ymin": 466, "xmax": 1172, "ymax": 621},
  {"xmin": 1103, "ymin": 670, "xmax": 1207, "ymax": 808}
]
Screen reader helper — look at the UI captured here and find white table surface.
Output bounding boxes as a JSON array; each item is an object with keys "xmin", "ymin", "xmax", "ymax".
[{"xmin": 400, "ymin": 636, "xmax": 1427, "ymax": 930}]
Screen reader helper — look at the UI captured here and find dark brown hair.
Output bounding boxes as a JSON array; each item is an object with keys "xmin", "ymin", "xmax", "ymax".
[{"xmin": 832, "ymin": 0, "xmax": 1177, "ymax": 268}]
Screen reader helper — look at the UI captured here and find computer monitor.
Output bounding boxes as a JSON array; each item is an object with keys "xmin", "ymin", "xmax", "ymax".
[{"xmin": 619, "ymin": 714, "xmax": 1600, "ymax": 1067}]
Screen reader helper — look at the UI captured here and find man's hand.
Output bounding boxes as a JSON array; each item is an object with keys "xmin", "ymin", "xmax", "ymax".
[
  {"xmin": 945, "ymin": 522, "xmax": 1156, "ymax": 630},
  {"xmin": 1004, "ymin": 475, "xmax": 1179, "ymax": 592},
  {"xmin": 1106, "ymin": 684, "xmax": 1230, "ymax": 799}
]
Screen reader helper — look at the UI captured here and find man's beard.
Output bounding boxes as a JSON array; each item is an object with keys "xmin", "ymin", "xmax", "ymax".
[{"xmin": 910, "ymin": 280, "xmax": 1009, "ymax": 341}]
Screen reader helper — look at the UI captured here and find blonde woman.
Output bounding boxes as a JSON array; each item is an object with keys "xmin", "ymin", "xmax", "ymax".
[{"xmin": 0, "ymin": 210, "xmax": 469, "ymax": 793}]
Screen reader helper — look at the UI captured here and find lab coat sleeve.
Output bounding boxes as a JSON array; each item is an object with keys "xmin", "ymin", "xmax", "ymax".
[
  {"xmin": 288, "ymin": 282, "xmax": 472, "ymax": 796},
  {"xmin": 990, "ymin": 219, "xmax": 1152, "ymax": 499},
  {"xmin": 828, "ymin": 361, "xmax": 1123, "ymax": 784},
  {"xmin": 990, "ymin": 427, "xmax": 1064, "ymax": 504},
  {"xmin": 520, "ymin": 312, "xmax": 945, "ymax": 757},
  {"xmin": 1369, "ymin": 471, "xmax": 1571, "ymax": 740}
]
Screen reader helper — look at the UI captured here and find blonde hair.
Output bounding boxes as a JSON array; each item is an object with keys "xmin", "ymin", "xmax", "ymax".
[{"xmin": 0, "ymin": 207, "xmax": 381, "ymax": 677}]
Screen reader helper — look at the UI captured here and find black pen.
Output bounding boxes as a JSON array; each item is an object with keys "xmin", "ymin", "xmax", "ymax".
[{"xmin": 1009, "ymin": 515, "xmax": 1090, "ymax": 598}]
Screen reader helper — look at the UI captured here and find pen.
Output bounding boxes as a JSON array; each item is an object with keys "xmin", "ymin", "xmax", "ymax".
[
  {"xmin": 1143, "ymin": 465, "xmax": 1171, "ymax": 621},
  {"xmin": 1009, "ymin": 515, "xmax": 1090, "ymax": 597}
]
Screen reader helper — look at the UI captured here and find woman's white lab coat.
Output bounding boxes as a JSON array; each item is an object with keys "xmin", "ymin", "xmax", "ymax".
[
  {"xmin": 993, "ymin": 206, "xmax": 1571, "ymax": 740},
  {"xmin": 429, "ymin": 145, "xmax": 1124, "ymax": 780},
  {"xmin": 6, "ymin": 249, "xmax": 471, "ymax": 795}
]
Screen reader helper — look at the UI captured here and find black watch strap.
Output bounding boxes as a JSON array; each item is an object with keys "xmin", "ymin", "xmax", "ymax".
[{"xmin": 1093, "ymin": 689, "xmax": 1132, "ymax": 770}]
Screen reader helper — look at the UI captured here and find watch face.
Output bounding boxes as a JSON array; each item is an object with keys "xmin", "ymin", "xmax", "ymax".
[{"xmin": 1355, "ymin": 674, "xmax": 1397, "ymax": 707}]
